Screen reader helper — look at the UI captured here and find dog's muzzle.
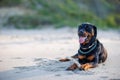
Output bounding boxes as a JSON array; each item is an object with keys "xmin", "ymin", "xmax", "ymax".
[{"xmin": 79, "ymin": 36, "xmax": 87, "ymax": 43}]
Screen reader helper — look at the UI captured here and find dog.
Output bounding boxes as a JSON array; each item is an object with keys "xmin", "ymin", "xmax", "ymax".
[{"xmin": 60, "ymin": 23, "xmax": 107, "ymax": 71}]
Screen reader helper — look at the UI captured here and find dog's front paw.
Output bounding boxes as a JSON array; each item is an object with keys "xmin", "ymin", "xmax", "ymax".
[
  {"xmin": 80, "ymin": 63, "xmax": 93, "ymax": 70},
  {"xmin": 59, "ymin": 58, "xmax": 70, "ymax": 62},
  {"xmin": 66, "ymin": 63, "xmax": 78, "ymax": 71}
]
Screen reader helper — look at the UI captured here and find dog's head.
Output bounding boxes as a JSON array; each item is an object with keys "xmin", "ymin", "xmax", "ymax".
[{"xmin": 78, "ymin": 23, "xmax": 97, "ymax": 46}]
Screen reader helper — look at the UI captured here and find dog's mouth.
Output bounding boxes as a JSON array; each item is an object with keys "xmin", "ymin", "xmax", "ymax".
[{"xmin": 79, "ymin": 36, "xmax": 87, "ymax": 44}]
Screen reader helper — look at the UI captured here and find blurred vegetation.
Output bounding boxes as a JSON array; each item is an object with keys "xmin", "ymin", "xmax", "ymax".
[
  {"xmin": 0, "ymin": 0, "xmax": 120, "ymax": 29},
  {"xmin": 0, "ymin": 0, "xmax": 21, "ymax": 7}
]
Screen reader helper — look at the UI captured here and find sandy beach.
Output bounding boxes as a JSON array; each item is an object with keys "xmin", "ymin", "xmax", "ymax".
[{"xmin": 0, "ymin": 28, "xmax": 120, "ymax": 80}]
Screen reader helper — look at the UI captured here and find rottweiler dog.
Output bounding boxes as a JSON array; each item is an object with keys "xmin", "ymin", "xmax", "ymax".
[{"xmin": 60, "ymin": 23, "xmax": 107, "ymax": 71}]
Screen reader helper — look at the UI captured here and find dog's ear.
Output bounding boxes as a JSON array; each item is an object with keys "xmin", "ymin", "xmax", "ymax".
[{"xmin": 93, "ymin": 25, "xmax": 97, "ymax": 38}]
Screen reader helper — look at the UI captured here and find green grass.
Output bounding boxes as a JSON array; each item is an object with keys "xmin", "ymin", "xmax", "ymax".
[
  {"xmin": 2, "ymin": 0, "xmax": 120, "ymax": 29},
  {"xmin": 0, "ymin": 0, "xmax": 21, "ymax": 7}
]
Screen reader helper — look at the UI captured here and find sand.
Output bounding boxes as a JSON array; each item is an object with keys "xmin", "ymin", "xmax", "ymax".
[{"xmin": 0, "ymin": 27, "xmax": 120, "ymax": 80}]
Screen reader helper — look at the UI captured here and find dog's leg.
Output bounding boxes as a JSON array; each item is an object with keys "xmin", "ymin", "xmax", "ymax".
[
  {"xmin": 59, "ymin": 53, "xmax": 78, "ymax": 62},
  {"xmin": 66, "ymin": 63, "xmax": 78, "ymax": 70},
  {"xmin": 66, "ymin": 57, "xmax": 81, "ymax": 71},
  {"xmin": 80, "ymin": 63, "xmax": 95, "ymax": 70},
  {"xmin": 80, "ymin": 53, "xmax": 99, "ymax": 70},
  {"xmin": 59, "ymin": 58, "xmax": 70, "ymax": 62},
  {"xmin": 102, "ymin": 48, "xmax": 107, "ymax": 63}
]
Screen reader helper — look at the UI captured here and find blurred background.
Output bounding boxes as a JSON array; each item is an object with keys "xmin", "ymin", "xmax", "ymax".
[{"xmin": 0, "ymin": 0, "xmax": 120, "ymax": 29}]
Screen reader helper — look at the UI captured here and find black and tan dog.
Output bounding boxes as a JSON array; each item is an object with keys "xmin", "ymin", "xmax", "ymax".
[{"xmin": 60, "ymin": 23, "xmax": 107, "ymax": 71}]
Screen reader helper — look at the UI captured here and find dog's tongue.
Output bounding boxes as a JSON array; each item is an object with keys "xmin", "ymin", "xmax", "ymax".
[{"xmin": 79, "ymin": 37, "xmax": 86, "ymax": 43}]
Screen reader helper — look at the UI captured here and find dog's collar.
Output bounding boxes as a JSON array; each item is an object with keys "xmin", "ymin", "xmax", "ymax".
[{"xmin": 79, "ymin": 40, "xmax": 97, "ymax": 54}]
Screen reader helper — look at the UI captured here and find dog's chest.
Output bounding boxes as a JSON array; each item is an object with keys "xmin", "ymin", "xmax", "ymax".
[{"xmin": 78, "ymin": 54, "xmax": 95, "ymax": 61}]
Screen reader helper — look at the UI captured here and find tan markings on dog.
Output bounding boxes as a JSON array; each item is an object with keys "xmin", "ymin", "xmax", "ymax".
[
  {"xmin": 87, "ymin": 55, "xmax": 95, "ymax": 61},
  {"xmin": 81, "ymin": 63, "xmax": 88, "ymax": 69},
  {"xmin": 82, "ymin": 42, "xmax": 86, "ymax": 45},
  {"xmin": 83, "ymin": 32, "xmax": 92, "ymax": 44},
  {"xmin": 91, "ymin": 29, "xmax": 94, "ymax": 36},
  {"xmin": 84, "ymin": 31, "xmax": 88, "ymax": 36},
  {"xmin": 59, "ymin": 58, "xmax": 70, "ymax": 62},
  {"xmin": 87, "ymin": 32, "xmax": 92, "ymax": 43},
  {"xmin": 78, "ymin": 55, "xmax": 86, "ymax": 59},
  {"xmin": 80, "ymin": 63, "xmax": 94, "ymax": 70},
  {"xmin": 84, "ymin": 63, "xmax": 93, "ymax": 70}
]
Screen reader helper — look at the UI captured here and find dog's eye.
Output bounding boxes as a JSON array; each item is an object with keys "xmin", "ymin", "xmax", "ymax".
[{"xmin": 85, "ymin": 26, "xmax": 92, "ymax": 33}]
